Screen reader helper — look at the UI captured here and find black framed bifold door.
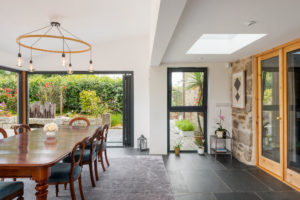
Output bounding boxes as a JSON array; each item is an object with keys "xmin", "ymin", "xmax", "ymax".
[
  {"xmin": 167, "ymin": 68, "xmax": 207, "ymax": 152},
  {"xmin": 123, "ymin": 73, "xmax": 134, "ymax": 147}
]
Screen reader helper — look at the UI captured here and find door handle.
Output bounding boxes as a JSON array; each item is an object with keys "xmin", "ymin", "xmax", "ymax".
[{"xmin": 276, "ymin": 116, "xmax": 282, "ymax": 120}]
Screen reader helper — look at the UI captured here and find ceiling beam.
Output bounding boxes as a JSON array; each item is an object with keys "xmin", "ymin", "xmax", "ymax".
[{"xmin": 150, "ymin": 0, "xmax": 187, "ymax": 66}]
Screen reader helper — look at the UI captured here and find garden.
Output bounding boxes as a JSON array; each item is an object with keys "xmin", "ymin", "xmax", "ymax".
[{"xmin": 0, "ymin": 72, "xmax": 123, "ymax": 132}]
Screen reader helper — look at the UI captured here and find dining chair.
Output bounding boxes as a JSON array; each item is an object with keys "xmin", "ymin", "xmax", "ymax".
[
  {"xmin": 69, "ymin": 117, "xmax": 90, "ymax": 127},
  {"xmin": 100, "ymin": 124, "xmax": 110, "ymax": 168},
  {"xmin": 0, "ymin": 127, "xmax": 8, "ymax": 139},
  {"xmin": 0, "ymin": 128, "xmax": 7, "ymax": 182},
  {"xmin": 0, "ymin": 181, "xmax": 24, "ymax": 200},
  {"xmin": 63, "ymin": 127, "xmax": 103, "ymax": 187},
  {"xmin": 84, "ymin": 124, "xmax": 109, "ymax": 172},
  {"xmin": 13, "ymin": 124, "xmax": 31, "ymax": 135},
  {"xmin": 48, "ymin": 137, "xmax": 88, "ymax": 200}
]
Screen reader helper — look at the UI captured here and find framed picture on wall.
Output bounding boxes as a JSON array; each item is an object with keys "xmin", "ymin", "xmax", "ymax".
[{"xmin": 232, "ymin": 71, "xmax": 245, "ymax": 108}]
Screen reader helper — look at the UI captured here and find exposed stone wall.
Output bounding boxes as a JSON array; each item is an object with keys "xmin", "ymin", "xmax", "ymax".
[{"xmin": 231, "ymin": 56, "xmax": 254, "ymax": 165}]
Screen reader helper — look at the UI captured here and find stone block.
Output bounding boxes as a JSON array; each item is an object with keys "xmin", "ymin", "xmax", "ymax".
[
  {"xmin": 238, "ymin": 130, "xmax": 252, "ymax": 146},
  {"xmin": 233, "ymin": 120, "xmax": 239, "ymax": 128}
]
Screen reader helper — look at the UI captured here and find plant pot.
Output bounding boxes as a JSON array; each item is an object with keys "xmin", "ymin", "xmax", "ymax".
[
  {"xmin": 174, "ymin": 147, "xmax": 180, "ymax": 156},
  {"xmin": 216, "ymin": 131, "xmax": 223, "ymax": 138},
  {"xmin": 180, "ymin": 130, "xmax": 194, "ymax": 137},
  {"xmin": 194, "ymin": 135, "xmax": 204, "ymax": 141},
  {"xmin": 197, "ymin": 147, "xmax": 204, "ymax": 155}
]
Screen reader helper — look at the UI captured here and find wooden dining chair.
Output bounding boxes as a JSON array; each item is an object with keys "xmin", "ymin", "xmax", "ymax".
[
  {"xmin": 0, "ymin": 128, "xmax": 8, "ymax": 182},
  {"xmin": 69, "ymin": 117, "xmax": 90, "ymax": 127},
  {"xmin": 100, "ymin": 124, "xmax": 110, "ymax": 168},
  {"xmin": 0, "ymin": 127, "xmax": 8, "ymax": 139},
  {"xmin": 48, "ymin": 137, "xmax": 88, "ymax": 200},
  {"xmin": 63, "ymin": 127, "xmax": 103, "ymax": 187},
  {"xmin": 13, "ymin": 124, "xmax": 31, "ymax": 135},
  {"xmin": 0, "ymin": 181, "xmax": 24, "ymax": 200}
]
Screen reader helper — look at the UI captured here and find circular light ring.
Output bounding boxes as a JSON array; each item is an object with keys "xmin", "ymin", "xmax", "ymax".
[{"xmin": 16, "ymin": 34, "xmax": 91, "ymax": 54}]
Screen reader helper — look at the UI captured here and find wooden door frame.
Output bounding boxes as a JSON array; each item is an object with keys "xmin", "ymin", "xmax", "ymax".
[
  {"xmin": 254, "ymin": 37, "xmax": 300, "ymax": 191},
  {"xmin": 257, "ymin": 50, "xmax": 283, "ymax": 178}
]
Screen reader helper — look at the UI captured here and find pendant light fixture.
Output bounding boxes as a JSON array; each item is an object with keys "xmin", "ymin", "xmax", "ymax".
[
  {"xmin": 17, "ymin": 44, "xmax": 22, "ymax": 67},
  {"xmin": 16, "ymin": 22, "xmax": 93, "ymax": 73},
  {"xmin": 67, "ymin": 53, "xmax": 73, "ymax": 74},
  {"xmin": 61, "ymin": 37, "xmax": 66, "ymax": 67},
  {"xmin": 89, "ymin": 49, "xmax": 94, "ymax": 72},
  {"xmin": 28, "ymin": 49, "xmax": 34, "ymax": 72}
]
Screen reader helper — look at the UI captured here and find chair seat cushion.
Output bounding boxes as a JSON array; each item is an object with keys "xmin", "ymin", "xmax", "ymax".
[
  {"xmin": 0, "ymin": 181, "xmax": 24, "ymax": 199},
  {"xmin": 85, "ymin": 140, "xmax": 106, "ymax": 151},
  {"xmin": 63, "ymin": 150, "xmax": 96, "ymax": 163},
  {"xmin": 48, "ymin": 163, "xmax": 82, "ymax": 183}
]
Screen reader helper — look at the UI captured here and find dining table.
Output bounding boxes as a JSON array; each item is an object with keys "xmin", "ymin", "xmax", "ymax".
[{"xmin": 0, "ymin": 125, "xmax": 99, "ymax": 200}]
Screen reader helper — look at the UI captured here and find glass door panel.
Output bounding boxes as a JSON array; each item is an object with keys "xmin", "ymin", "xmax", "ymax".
[
  {"xmin": 168, "ymin": 68, "xmax": 207, "ymax": 152},
  {"xmin": 258, "ymin": 52, "xmax": 283, "ymax": 177},
  {"xmin": 285, "ymin": 47, "xmax": 300, "ymax": 188},
  {"xmin": 261, "ymin": 57, "xmax": 280, "ymax": 162},
  {"xmin": 169, "ymin": 112, "xmax": 204, "ymax": 151}
]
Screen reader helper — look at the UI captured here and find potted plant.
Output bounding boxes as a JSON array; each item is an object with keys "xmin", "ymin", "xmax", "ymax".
[
  {"xmin": 215, "ymin": 110, "xmax": 228, "ymax": 138},
  {"xmin": 174, "ymin": 138, "xmax": 183, "ymax": 156},
  {"xmin": 195, "ymin": 138, "xmax": 205, "ymax": 155},
  {"xmin": 175, "ymin": 120, "xmax": 195, "ymax": 137}
]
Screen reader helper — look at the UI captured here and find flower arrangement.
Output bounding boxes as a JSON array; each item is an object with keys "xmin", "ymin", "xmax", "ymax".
[
  {"xmin": 215, "ymin": 110, "xmax": 228, "ymax": 138},
  {"xmin": 43, "ymin": 123, "xmax": 58, "ymax": 132}
]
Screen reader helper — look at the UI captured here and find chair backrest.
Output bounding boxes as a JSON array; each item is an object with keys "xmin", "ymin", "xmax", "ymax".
[
  {"xmin": 0, "ymin": 128, "xmax": 7, "ymax": 139},
  {"xmin": 14, "ymin": 124, "xmax": 31, "ymax": 135},
  {"xmin": 69, "ymin": 117, "xmax": 90, "ymax": 127},
  {"xmin": 89, "ymin": 126, "xmax": 103, "ymax": 155},
  {"xmin": 103, "ymin": 124, "xmax": 109, "ymax": 142},
  {"xmin": 70, "ymin": 137, "xmax": 88, "ymax": 180}
]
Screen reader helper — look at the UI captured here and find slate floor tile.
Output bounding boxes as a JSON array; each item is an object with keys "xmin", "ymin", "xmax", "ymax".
[
  {"xmin": 175, "ymin": 193, "xmax": 215, "ymax": 200},
  {"xmin": 181, "ymin": 170, "xmax": 231, "ymax": 193},
  {"xmin": 247, "ymin": 168, "xmax": 293, "ymax": 191},
  {"xmin": 214, "ymin": 192, "xmax": 261, "ymax": 200},
  {"xmin": 215, "ymin": 170, "xmax": 270, "ymax": 192},
  {"xmin": 257, "ymin": 191, "xmax": 300, "ymax": 200}
]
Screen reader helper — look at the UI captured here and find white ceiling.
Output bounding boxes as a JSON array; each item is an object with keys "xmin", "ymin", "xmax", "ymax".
[
  {"xmin": 0, "ymin": 0, "xmax": 150, "ymax": 58},
  {"xmin": 161, "ymin": 0, "xmax": 300, "ymax": 64}
]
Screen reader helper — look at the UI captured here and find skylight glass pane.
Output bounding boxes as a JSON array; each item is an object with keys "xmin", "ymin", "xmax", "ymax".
[{"xmin": 186, "ymin": 34, "xmax": 266, "ymax": 54}]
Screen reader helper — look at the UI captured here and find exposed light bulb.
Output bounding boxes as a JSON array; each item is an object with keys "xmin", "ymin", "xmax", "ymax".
[
  {"xmin": 89, "ymin": 60, "xmax": 94, "ymax": 72},
  {"xmin": 29, "ymin": 60, "xmax": 34, "ymax": 72},
  {"xmin": 17, "ymin": 53, "xmax": 22, "ymax": 67},
  {"xmin": 67, "ymin": 63, "xmax": 73, "ymax": 74},
  {"xmin": 61, "ymin": 53, "xmax": 66, "ymax": 67}
]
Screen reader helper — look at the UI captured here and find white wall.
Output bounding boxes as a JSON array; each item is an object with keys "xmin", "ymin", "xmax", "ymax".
[{"xmin": 148, "ymin": 62, "xmax": 232, "ymax": 154}]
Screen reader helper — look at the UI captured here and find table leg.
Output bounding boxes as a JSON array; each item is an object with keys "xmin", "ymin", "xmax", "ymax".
[
  {"xmin": 32, "ymin": 167, "xmax": 50, "ymax": 200},
  {"xmin": 35, "ymin": 181, "xmax": 48, "ymax": 200}
]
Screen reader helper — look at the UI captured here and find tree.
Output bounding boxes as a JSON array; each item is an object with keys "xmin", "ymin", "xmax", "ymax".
[{"xmin": 186, "ymin": 72, "xmax": 204, "ymax": 136}]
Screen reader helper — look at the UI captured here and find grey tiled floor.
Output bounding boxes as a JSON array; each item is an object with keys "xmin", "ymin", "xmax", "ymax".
[{"xmin": 163, "ymin": 153, "xmax": 300, "ymax": 200}]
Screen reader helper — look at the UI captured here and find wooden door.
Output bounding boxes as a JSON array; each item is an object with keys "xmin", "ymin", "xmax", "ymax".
[
  {"xmin": 283, "ymin": 43, "xmax": 300, "ymax": 188},
  {"xmin": 258, "ymin": 51, "xmax": 284, "ymax": 177}
]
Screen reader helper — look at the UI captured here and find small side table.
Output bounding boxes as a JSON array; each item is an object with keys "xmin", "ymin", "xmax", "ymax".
[{"xmin": 210, "ymin": 135, "xmax": 233, "ymax": 160}]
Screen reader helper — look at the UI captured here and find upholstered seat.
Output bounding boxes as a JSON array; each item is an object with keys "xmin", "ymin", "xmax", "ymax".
[
  {"xmin": 63, "ymin": 150, "xmax": 97, "ymax": 163},
  {"xmin": 85, "ymin": 140, "xmax": 106, "ymax": 151},
  {"xmin": 48, "ymin": 163, "xmax": 82, "ymax": 183},
  {"xmin": 0, "ymin": 181, "xmax": 24, "ymax": 199}
]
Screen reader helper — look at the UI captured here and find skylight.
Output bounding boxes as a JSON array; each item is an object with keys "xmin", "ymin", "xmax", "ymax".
[{"xmin": 186, "ymin": 34, "xmax": 266, "ymax": 54}]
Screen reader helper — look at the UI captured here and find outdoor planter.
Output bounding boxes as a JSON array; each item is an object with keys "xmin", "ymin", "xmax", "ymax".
[
  {"xmin": 174, "ymin": 147, "xmax": 180, "ymax": 156},
  {"xmin": 197, "ymin": 147, "xmax": 204, "ymax": 155},
  {"xmin": 180, "ymin": 130, "xmax": 194, "ymax": 137}
]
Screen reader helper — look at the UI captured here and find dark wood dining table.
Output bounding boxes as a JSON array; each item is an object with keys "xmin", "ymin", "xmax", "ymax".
[{"xmin": 0, "ymin": 125, "xmax": 99, "ymax": 200}]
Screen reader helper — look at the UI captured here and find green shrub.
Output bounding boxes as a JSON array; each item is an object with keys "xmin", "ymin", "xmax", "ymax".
[
  {"xmin": 175, "ymin": 120, "xmax": 195, "ymax": 131},
  {"xmin": 80, "ymin": 90, "xmax": 99, "ymax": 115},
  {"xmin": 111, "ymin": 113, "xmax": 123, "ymax": 127}
]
